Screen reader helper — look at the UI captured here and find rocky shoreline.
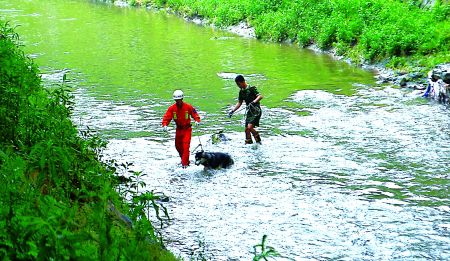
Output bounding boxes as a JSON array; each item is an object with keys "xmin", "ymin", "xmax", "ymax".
[
  {"xmin": 111, "ymin": 0, "xmax": 449, "ymax": 104},
  {"xmin": 304, "ymin": 44, "xmax": 448, "ymax": 97}
]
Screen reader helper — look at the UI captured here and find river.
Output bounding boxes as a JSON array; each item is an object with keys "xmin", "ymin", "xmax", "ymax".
[{"xmin": 1, "ymin": 0, "xmax": 449, "ymax": 260}]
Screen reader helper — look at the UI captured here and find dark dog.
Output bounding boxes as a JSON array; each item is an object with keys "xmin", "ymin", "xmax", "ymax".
[{"xmin": 194, "ymin": 151, "xmax": 234, "ymax": 169}]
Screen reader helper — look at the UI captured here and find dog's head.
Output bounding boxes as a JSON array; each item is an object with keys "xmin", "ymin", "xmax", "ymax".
[{"xmin": 195, "ymin": 151, "xmax": 208, "ymax": 166}]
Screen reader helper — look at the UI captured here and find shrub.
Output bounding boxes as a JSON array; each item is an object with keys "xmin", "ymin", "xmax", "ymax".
[{"xmin": 0, "ymin": 21, "xmax": 177, "ymax": 260}]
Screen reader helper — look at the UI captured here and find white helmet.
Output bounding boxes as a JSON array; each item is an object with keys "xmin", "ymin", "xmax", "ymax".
[{"xmin": 173, "ymin": 90, "xmax": 184, "ymax": 100}]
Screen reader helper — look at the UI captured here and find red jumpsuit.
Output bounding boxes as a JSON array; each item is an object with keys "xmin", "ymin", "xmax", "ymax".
[{"xmin": 162, "ymin": 102, "xmax": 200, "ymax": 167}]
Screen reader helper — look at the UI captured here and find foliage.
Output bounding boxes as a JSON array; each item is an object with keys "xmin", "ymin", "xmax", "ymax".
[
  {"xmin": 0, "ymin": 21, "xmax": 177, "ymax": 260},
  {"xmin": 121, "ymin": 0, "xmax": 450, "ymax": 71},
  {"xmin": 252, "ymin": 235, "xmax": 280, "ymax": 261}
]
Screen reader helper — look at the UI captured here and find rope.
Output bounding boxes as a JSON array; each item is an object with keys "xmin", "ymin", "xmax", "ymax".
[
  {"xmin": 242, "ymin": 102, "xmax": 261, "ymax": 125},
  {"xmin": 247, "ymin": 102, "xmax": 261, "ymax": 115},
  {"xmin": 191, "ymin": 126, "xmax": 204, "ymax": 154}
]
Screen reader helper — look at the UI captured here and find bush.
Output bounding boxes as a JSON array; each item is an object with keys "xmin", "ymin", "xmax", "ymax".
[{"xmin": 0, "ymin": 21, "xmax": 177, "ymax": 260}]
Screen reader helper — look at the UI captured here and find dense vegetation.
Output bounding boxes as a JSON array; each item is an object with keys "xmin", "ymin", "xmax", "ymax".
[
  {"xmin": 1, "ymin": 0, "xmax": 447, "ymax": 258},
  {"xmin": 0, "ymin": 22, "xmax": 177, "ymax": 260},
  {"xmin": 123, "ymin": 0, "xmax": 449, "ymax": 71}
]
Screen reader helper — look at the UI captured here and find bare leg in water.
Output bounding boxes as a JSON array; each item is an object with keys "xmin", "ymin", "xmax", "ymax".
[{"xmin": 245, "ymin": 123, "xmax": 261, "ymax": 144}]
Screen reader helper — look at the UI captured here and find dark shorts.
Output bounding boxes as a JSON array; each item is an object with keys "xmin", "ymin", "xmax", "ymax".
[{"xmin": 246, "ymin": 107, "xmax": 262, "ymax": 127}]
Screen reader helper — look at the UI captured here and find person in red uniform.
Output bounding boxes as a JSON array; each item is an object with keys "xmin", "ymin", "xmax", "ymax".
[{"xmin": 162, "ymin": 90, "xmax": 201, "ymax": 168}]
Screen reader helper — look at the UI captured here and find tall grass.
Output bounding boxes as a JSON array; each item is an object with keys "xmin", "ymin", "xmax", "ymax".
[
  {"xmin": 0, "ymin": 21, "xmax": 177, "ymax": 260},
  {"xmin": 122, "ymin": 0, "xmax": 450, "ymax": 71}
]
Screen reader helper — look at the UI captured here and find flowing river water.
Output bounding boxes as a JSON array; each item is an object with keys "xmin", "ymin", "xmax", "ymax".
[{"xmin": 2, "ymin": 0, "xmax": 450, "ymax": 260}]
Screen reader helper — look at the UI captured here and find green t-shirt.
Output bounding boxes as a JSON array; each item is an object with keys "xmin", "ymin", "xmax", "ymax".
[{"xmin": 238, "ymin": 86, "xmax": 260, "ymax": 106}]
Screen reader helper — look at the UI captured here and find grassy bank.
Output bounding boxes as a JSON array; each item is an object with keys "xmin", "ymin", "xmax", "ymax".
[
  {"xmin": 0, "ymin": 21, "xmax": 177, "ymax": 260},
  {"xmin": 122, "ymin": 0, "xmax": 449, "ymax": 72}
]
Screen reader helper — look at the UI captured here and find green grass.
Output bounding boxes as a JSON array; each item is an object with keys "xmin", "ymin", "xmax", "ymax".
[
  {"xmin": 253, "ymin": 235, "xmax": 280, "ymax": 261},
  {"xmin": 0, "ymin": 21, "xmax": 178, "ymax": 260},
  {"xmin": 117, "ymin": 0, "xmax": 450, "ymax": 72}
]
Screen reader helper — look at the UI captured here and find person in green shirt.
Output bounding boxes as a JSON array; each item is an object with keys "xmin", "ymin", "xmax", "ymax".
[{"xmin": 228, "ymin": 75, "xmax": 263, "ymax": 144}]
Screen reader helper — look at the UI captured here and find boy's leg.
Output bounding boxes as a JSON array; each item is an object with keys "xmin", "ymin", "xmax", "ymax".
[
  {"xmin": 245, "ymin": 126, "xmax": 253, "ymax": 144},
  {"xmin": 248, "ymin": 124, "xmax": 261, "ymax": 143}
]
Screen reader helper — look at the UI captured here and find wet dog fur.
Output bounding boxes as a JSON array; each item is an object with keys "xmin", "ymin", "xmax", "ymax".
[{"xmin": 194, "ymin": 151, "xmax": 234, "ymax": 169}]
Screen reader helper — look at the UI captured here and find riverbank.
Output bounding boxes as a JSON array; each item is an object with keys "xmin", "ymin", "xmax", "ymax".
[
  {"xmin": 104, "ymin": 0, "xmax": 449, "ymax": 90},
  {"xmin": 0, "ymin": 22, "xmax": 178, "ymax": 260},
  {"xmin": 2, "ymin": 1, "xmax": 449, "ymax": 259}
]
